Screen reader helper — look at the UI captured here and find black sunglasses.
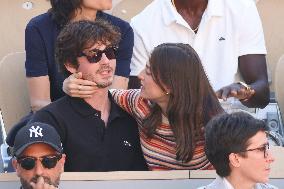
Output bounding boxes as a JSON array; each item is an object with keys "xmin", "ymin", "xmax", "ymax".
[
  {"xmin": 17, "ymin": 154, "xmax": 62, "ymax": 170},
  {"xmin": 79, "ymin": 46, "xmax": 118, "ymax": 63},
  {"xmin": 241, "ymin": 143, "xmax": 270, "ymax": 158}
]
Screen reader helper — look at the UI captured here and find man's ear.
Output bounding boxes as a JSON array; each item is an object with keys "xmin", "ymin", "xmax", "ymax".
[
  {"xmin": 228, "ymin": 153, "xmax": 241, "ymax": 168},
  {"xmin": 64, "ymin": 62, "xmax": 77, "ymax": 74},
  {"xmin": 12, "ymin": 158, "xmax": 20, "ymax": 176},
  {"xmin": 59, "ymin": 154, "xmax": 66, "ymax": 173}
]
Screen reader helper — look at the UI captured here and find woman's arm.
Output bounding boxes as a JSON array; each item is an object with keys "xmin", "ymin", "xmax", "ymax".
[
  {"xmin": 25, "ymin": 20, "xmax": 51, "ymax": 112},
  {"xmin": 27, "ymin": 76, "xmax": 51, "ymax": 112},
  {"xmin": 111, "ymin": 89, "xmax": 150, "ymax": 120},
  {"xmin": 63, "ymin": 74, "xmax": 151, "ymax": 119},
  {"xmin": 112, "ymin": 21, "xmax": 134, "ymax": 89}
]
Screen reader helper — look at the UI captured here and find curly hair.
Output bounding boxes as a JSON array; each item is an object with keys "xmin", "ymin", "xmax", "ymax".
[{"xmin": 55, "ymin": 19, "xmax": 121, "ymax": 76}]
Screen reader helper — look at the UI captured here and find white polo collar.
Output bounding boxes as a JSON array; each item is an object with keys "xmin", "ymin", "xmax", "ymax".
[{"xmin": 162, "ymin": 0, "xmax": 224, "ymax": 26}]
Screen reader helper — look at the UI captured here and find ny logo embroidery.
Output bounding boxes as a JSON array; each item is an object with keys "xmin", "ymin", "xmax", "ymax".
[
  {"xmin": 123, "ymin": 140, "xmax": 132, "ymax": 147},
  {"xmin": 29, "ymin": 126, "xmax": 43, "ymax": 138}
]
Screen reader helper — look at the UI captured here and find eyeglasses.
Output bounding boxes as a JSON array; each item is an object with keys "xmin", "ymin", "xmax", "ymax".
[
  {"xmin": 79, "ymin": 46, "xmax": 118, "ymax": 63},
  {"xmin": 17, "ymin": 154, "xmax": 62, "ymax": 170},
  {"xmin": 242, "ymin": 143, "xmax": 270, "ymax": 158}
]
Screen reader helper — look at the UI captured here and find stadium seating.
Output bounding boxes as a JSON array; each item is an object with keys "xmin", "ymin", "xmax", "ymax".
[
  {"xmin": 0, "ymin": 146, "xmax": 283, "ymax": 187},
  {"xmin": 0, "ymin": 52, "xmax": 30, "ymax": 134},
  {"xmin": 256, "ymin": 0, "xmax": 284, "ymax": 91},
  {"xmin": 0, "ymin": 0, "xmax": 50, "ymax": 61},
  {"xmin": 112, "ymin": 0, "xmax": 153, "ymax": 22}
]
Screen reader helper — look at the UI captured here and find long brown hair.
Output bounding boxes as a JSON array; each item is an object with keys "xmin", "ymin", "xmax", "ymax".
[{"xmin": 143, "ymin": 43, "xmax": 224, "ymax": 162}]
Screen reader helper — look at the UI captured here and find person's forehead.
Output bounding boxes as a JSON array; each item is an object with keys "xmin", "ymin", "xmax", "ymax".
[
  {"xmin": 85, "ymin": 41, "xmax": 111, "ymax": 51},
  {"xmin": 21, "ymin": 143, "xmax": 57, "ymax": 157},
  {"xmin": 246, "ymin": 131, "xmax": 268, "ymax": 148}
]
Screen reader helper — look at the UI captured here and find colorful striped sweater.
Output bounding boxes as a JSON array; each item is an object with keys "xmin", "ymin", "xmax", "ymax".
[{"xmin": 112, "ymin": 89, "xmax": 212, "ymax": 170}]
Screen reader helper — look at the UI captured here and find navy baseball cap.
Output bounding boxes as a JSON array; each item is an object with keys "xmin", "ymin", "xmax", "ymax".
[{"xmin": 12, "ymin": 122, "xmax": 63, "ymax": 157}]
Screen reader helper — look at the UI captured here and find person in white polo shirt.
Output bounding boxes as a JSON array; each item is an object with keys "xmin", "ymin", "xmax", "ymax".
[{"xmin": 127, "ymin": 0, "xmax": 269, "ymax": 109}]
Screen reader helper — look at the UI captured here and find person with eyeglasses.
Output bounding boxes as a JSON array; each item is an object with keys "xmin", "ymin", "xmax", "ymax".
[
  {"xmin": 199, "ymin": 112, "xmax": 277, "ymax": 189},
  {"xmin": 25, "ymin": 19, "xmax": 147, "ymax": 172},
  {"xmin": 12, "ymin": 122, "xmax": 65, "ymax": 189}
]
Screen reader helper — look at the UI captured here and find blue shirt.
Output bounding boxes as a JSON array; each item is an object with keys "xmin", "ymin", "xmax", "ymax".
[{"xmin": 25, "ymin": 11, "xmax": 134, "ymax": 101}]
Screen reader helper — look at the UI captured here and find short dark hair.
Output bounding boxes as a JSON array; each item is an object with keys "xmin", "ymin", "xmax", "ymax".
[
  {"xmin": 49, "ymin": 0, "xmax": 82, "ymax": 27},
  {"xmin": 55, "ymin": 19, "xmax": 121, "ymax": 76},
  {"xmin": 205, "ymin": 112, "xmax": 268, "ymax": 177}
]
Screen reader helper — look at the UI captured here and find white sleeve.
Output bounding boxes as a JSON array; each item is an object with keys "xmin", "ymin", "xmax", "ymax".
[
  {"xmin": 130, "ymin": 26, "xmax": 150, "ymax": 76},
  {"xmin": 238, "ymin": 2, "xmax": 267, "ymax": 56}
]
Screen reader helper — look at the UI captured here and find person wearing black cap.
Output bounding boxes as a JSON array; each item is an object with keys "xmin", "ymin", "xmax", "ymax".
[{"xmin": 12, "ymin": 122, "xmax": 65, "ymax": 189}]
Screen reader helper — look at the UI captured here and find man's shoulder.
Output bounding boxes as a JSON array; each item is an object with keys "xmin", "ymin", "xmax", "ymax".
[
  {"xmin": 222, "ymin": 0, "xmax": 256, "ymax": 13},
  {"xmin": 31, "ymin": 96, "xmax": 70, "ymax": 130},
  {"xmin": 110, "ymin": 96, "xmax": 131, "ymax": 116},
  {"xmin": 36, "ymin": 96, "xmax": 70, "ymax": 113},
  {"xmin": 109, "ymin": 95, "xmax": 137, "ymax": 123}
]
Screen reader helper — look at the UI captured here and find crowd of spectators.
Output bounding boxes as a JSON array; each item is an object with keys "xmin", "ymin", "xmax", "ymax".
[{"xmin": 3, "ymin": 0, "xmax": 280, "ymax": 188}]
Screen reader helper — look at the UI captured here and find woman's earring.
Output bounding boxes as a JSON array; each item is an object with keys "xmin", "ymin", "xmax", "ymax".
[{"xmin": 165, "ymin": 92, "xmax": 169, "ymax": 95}]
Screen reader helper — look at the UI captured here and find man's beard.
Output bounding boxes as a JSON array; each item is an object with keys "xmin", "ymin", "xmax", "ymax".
[
  {"xmin": 84, "ymin": 65, "xmax": 114, "ymax": 88},
  {"xmin": 20, "ymin": 175, "xmax": 60, "ymax": 189},
  {"xmin": 96, "ymin": 81, "xmax": 112, "ymax": 88}
]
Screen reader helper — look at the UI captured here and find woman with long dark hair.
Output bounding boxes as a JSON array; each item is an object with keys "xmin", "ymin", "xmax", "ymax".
[{"xmin": 64, "ymin": 43, "xmax": 224, "ymax": 170}]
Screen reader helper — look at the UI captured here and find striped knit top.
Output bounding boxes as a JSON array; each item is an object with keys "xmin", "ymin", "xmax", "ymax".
[{"xmin": 111, "ymin": 89, "xmax": 212, "ymax": 170}]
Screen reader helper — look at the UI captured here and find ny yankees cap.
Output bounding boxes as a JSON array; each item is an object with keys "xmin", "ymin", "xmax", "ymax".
[{"xmin": 13, "ymin": 122, "xmax": 63, "ymax": 157}]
